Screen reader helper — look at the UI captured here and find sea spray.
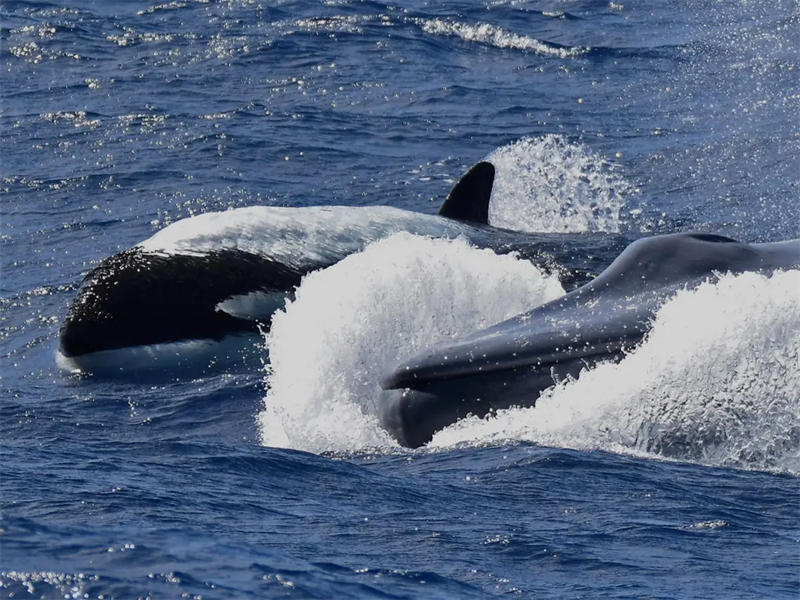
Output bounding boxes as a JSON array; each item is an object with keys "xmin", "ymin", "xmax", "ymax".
[
  {"xmin": 487, "ymin": 136, "xmax": 628, "ymax": 233},
  {"xmin": 259, "ymin": 233, "xmax": 565, "ymax": 453}
]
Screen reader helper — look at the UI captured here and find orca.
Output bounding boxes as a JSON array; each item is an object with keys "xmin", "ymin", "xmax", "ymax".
[
  {"xmin": 378, "ymin": 233, "xmax": 800, "ymax": 448},
  {"xmin": 58, "ymin": 162, "xmax": 626, "ymax": 375}
]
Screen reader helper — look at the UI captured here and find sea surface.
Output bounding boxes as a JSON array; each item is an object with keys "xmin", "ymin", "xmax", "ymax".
[{"xmin": 2, "ymin": 0, "xmax": 799, "ymax": 598}]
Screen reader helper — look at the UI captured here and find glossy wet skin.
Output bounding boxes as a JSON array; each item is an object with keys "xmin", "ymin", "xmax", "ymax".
[{"xmin": 379, "ymin": 233, "xmax": 800, "ymax": 448}]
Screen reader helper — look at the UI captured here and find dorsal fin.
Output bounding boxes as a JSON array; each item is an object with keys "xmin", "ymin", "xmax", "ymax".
[{"xmin": 438, "ymin": 161, "xmax": 495, "ymax": 224}]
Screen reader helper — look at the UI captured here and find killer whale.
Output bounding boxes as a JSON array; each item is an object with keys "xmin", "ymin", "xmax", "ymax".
[
  {"xmin": 59, "ymin": 162, "xmax": 625, "ymax": 374},
  {"xmin": 379, "ymin": 232, "xmax": 800, "ymax": 448}
]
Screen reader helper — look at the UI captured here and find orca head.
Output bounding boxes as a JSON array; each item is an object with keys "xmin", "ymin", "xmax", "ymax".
[
  {"xmin": 59, "ymin": 247, "xmax": 303, "ymax": 369},
  {"xmin": 437, "ymin": 161, "xmax": 495, "ymax": 225}
]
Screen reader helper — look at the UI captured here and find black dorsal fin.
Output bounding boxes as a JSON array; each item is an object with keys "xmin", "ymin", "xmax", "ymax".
[{"xmin": 438, "ymin": 161, "xmax": 495, "ymax": 224}]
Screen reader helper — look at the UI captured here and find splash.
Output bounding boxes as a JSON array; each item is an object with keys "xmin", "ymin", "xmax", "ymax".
[
  {"xmin": 418, "ymin": 19, "xmax": 587, "ymax": 58},
  {"xmin": 258, "ymin": 234, "xmax": 565, "ymax": 454},
  {"xmin": 432, "ymin": 270, "xmax": 800, "ymax": 474},
  {"xmin": 487, "ymin": 136, "xmax": 628, "ymax": 233}
]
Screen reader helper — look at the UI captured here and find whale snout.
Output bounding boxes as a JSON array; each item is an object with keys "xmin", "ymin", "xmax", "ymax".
[
  {"xmin": 377, "ymin": 332, "xmax": 626, "ymax": 447},
  {"xmin": 59, "ymin": 247, "xmax": 302, "ymax": 368},
  {"xmin": 379, "ymin": 388, "xmax": 444, "ymax": 449},
  {"xmin": 378, "ymin": 364, "xmax": 564, "ymax": 448}
]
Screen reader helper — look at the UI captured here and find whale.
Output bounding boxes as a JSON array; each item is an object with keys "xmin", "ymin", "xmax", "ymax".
[
  {"xmin": 378, "ymin": 232, "xmax": 800, "ymax": 448},
  {"xmin": 58, "ymin": 162, "xmax": 627, "ymax": 375}
]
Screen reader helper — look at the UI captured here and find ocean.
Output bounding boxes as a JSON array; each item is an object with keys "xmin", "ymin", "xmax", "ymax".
[{"xmin": 1, "ymin": 0, "xmax": 799, "ymax": 598}]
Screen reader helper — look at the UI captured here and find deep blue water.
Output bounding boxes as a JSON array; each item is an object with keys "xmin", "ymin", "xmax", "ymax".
[{"xmin": 2, "ymin": 0, "xmax": 799, "ymax": 598}]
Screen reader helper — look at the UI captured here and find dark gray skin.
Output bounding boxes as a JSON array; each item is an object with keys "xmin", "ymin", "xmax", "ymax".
[{"xmin": 379, "ymin": 232, "xmax": 800, "ymax": 448}]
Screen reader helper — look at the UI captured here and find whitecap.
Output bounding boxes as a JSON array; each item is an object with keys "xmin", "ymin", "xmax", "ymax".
[{"xmin": 418, "ymin": 18, "xmax": 587, "ymax": 58}]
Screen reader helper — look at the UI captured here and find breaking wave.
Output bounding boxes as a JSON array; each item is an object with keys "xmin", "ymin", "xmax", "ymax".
[{"xmin": 418, "ymin": 18, "xmax": 587, "ymax": 58}]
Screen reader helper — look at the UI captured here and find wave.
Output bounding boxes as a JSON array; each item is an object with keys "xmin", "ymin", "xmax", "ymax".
[
  {"xmin": 258, "ymin": 234, "xmax": 565, "ymax": 453},
  {"xmin": 289, "ymin": 15, "xmax": 369, "ymax": 35},
  {"xmin": 417, "ymin": 18, "xmax": 587, "ymax": 58},
  {"xmin": 139, "ymin": 205, "xmax": 476, "ymax": 269},
  {"xmin": 432, "ymin": 269, "xmax": 800, "ymax": 475},
  {"xmin": 487, "ymin": 136, "xmax": 628, "ymax": 234}
]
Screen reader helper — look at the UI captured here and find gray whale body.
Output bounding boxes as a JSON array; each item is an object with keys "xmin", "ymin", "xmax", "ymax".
[{"xmin": 379, "ymin": 232, "xmax": 800, "ymax": 448}]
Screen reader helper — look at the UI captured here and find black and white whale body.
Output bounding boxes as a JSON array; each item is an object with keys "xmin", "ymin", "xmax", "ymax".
[
  {"xmin": 59, "ymin": 162, "xmax": 626, "ymax": 374},
  {"xmin": 379, "ymin": 233, "xmax": 800, "ymax": 448}
]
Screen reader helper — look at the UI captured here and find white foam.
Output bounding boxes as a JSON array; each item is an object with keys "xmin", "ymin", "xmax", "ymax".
[
  {"xmin": 138, "ymin": 137, "xmax": 627, "ymax": 258},
  {"xmin": 487, "ymin": 136, "xmax": 628, "ymax": 233},
  {"xmin": 258, "ymin": 234, "xmax": 565, "ymax": 454},
  {"xmin": 418, "ymin": 19, "xmax": 587, "ymax": 58},
  {"xmin": 431, "ymin": 270, "xmax": 800, "ymax": 475}
]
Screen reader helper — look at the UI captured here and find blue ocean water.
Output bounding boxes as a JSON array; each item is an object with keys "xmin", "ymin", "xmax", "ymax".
[{"xmin": 2, "ymin": 0, "xmax": 799, "ymax": 598}]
